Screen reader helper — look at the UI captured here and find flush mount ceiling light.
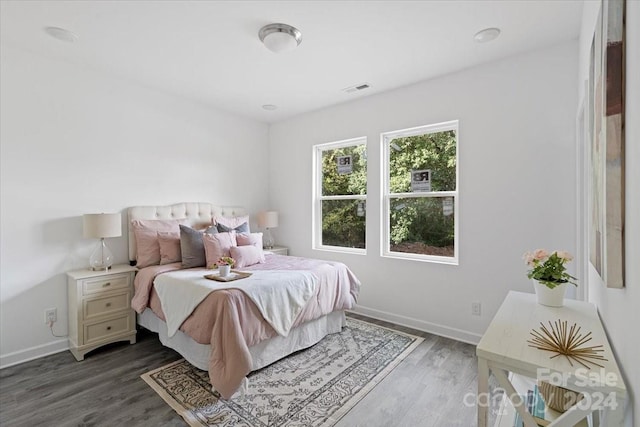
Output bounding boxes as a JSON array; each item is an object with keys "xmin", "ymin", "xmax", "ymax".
[
  {"xmin": 262, "ymin": 104, "xmax": 278, "ymax": 111},
  {"xmin": 474, "ymin": 27, "xmax": 501, "ymax": 43},
  {"xmin": 259, "ymin": 23, "xmax": 302, "ymax": 53},
  {"xmin": 44, "ymin": 26, "xmax": 78, "ymax": 43}
]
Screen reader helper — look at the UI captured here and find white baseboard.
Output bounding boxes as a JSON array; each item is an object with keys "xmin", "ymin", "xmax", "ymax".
[
  {"xmin": 1, "ymin": 309, "xmax": 481, "ymax": 368},
  {"xmin": 349, "ymin": 305, "xmax": 482, "ymax": 345},
  {"xmin": 0, "ymin": 339, "xmax": 69, "ymax": 369}
]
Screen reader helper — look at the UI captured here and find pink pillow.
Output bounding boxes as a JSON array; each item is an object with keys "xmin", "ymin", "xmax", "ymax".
[
  {"xmin": 236, "ymin": 232, "xmax": 263, "ymax": 249},
  {"xmin": 230, "ymin": 245, "xmax": 265, "ymax": 268},
  {"xmin": 203, "ymin": 232, "xmax": 237, "ymax": 269},
  {"xmin": 157, "ymin": 231, "xmax": 181, "ymax": 265},
  {"xmin": 131, "ymin": 219, "xmax": 184, "ymax": 268}
]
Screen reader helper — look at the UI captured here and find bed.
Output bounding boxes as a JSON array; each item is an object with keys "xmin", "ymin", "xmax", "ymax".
[{"xmin": 128, "ymin": 202, "xmax": 360, "ymax": 399}]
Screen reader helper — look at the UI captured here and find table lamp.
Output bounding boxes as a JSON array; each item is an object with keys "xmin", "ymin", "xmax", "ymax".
[
  {"xmin": 83, "ymin": 213, "xmax": 121, "ymax": 271},
  {"xmin": 257, "ymin": 211, "xmax": 278, "ymax": 249}
]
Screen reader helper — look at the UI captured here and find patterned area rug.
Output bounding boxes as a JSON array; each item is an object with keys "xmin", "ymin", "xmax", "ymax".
[{"xmin": 142, "ymin": 317, "xmax": 423, "ymax": 427}]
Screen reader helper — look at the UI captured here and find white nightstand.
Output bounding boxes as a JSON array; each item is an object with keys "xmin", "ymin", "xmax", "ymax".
[
  {"xmin": 267, "ymin": 246, "xmax": 289, "ymax": 256},
  {"xmin": 66, "ymin": 264, "xmax": 137, "ymax": 361}
]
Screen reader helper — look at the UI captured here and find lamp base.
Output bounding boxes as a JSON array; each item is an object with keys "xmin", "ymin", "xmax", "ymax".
[
  {"xmin": 263, "ymin": 228, "xmax": 275, "ymax": 249},
  {"xmin": 89, "ymin": 238, "xmax": 115, "ymax": 272}
]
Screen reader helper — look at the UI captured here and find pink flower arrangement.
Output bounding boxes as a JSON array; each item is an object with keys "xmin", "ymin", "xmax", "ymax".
[
  {"xmin": 523, "ymin": 249, "xmax": 577, "ymax": 289},
  {"xmin": 216, "ymin": 256, "xmax": 235, "ymax": 268}
]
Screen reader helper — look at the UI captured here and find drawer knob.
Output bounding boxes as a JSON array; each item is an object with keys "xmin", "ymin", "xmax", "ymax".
[
  {"xmin": 102, "ymin": 282, "xmax": 111, "ymax": 288},
  {"xmin": 106, "ymin": 326, "xmax": 112, "ymax": 331},
  {"xmin": 105, "ymin": 302, "xmax": 112, "ymax": 307}
]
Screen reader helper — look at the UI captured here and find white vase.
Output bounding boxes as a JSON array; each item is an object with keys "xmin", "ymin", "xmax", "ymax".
[
  {"xmin": 219, "ymin": 264, "xmax": 231, "ymax": 277},
  {"xmin": 533, "ymin": 280, "xmax": 567, "ymax": 307}
]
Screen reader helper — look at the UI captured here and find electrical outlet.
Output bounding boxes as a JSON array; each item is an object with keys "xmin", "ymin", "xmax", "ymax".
[
  {"xmin": 44, "ymin": 308, "xmax": 57, "ymax": 324},
  {"xmin": 471, "ymin": 302, "xmax": 481, "ymax": 316}
]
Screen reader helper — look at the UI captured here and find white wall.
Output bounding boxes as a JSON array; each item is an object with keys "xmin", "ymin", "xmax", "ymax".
[
  {"xmin": 579, "ymin": 2, "xmax": 639, "ymax": 425},
  {"xmin": 0, "ymin": 45, "xmax": 269, "ymax": 367},
  {"xmin": 269, "ymin": 41, "xmax": 578, "ymax": 343}
]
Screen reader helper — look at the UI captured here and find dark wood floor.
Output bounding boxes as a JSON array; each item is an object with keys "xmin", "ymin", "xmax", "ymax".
[{"xmin": 0, "ymin": 314, "xmax": 489, "ymax": 426}]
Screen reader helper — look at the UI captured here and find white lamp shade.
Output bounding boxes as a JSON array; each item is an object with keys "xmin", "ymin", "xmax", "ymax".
[
  {"xmin": 83, "ymin": 213, "xmax": 122, "ymax": 238},
  {"xmin": 257, "ymin": 211, "xmax": 279, "ymax": 228}
]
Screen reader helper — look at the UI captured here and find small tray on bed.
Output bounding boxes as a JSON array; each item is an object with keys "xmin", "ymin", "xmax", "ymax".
[{"xmin": 204, "ymin": 270, "xmax": 252, "ymax": 282}]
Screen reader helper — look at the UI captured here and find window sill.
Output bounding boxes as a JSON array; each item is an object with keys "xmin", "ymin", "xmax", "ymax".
[
  {"xmin": 381, "ymin": 252, "xmax": 458, "ymax": 265},
  {"xmin": 313, "ymin": 246, "xmax": 367, "ymax": 256}
]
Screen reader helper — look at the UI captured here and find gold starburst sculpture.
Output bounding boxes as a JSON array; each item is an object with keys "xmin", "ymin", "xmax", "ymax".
[{"xmin": 527, "ymin": 319, "xmax": 608, "ymax": 369}]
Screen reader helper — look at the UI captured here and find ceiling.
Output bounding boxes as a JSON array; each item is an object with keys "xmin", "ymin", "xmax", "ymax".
[{"xmin": 0, "ymin": 1, "xmax": 584, "ymax": 124}]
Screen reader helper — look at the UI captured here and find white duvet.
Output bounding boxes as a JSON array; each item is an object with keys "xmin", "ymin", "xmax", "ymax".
[{"xmin": 153, "ymin": 269, "xmax": 317, "ymax": 338}]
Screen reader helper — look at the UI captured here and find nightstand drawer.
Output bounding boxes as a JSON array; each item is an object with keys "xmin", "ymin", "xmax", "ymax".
[
  {"xmin": 82, "ymin": 273, "xmax": 131, "ymax": 295},
  {"xmin": 83, "ymin": 292, "xmax": 131, "ymax": 320},
  {"xmin": 84, "ymin": 315, "xmax": 132, "ymax": 345}
]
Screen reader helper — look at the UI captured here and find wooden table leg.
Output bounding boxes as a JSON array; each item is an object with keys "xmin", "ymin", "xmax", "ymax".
[
  {"xmin": 601, "ymin": 398, "xmax": 626, "ymax": 427},
  {"xmin": 478, "ymin": 357, "xmax": 489, "ymax": 427}
]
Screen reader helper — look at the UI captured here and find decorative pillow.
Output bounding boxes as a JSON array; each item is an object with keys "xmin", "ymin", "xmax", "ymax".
[
  {"xmin": 131, "ymin": 219, "xmax": 184, "ymax": 268},
  {"xmin": 214, "ymin": 215, "xmax": 250, "ymax": 234},
  {"xmin": 203, "ymin": 232, "xmax": 237, "ymax": 269},
  {"xmin": 237, "ymin": 232, "xmax": 264, "ymax": 249},
  {"xmin": 230, "ymin": 245, "xmax": 265, "ymax": 268},
  {"xmin": 179, "ymin": 225, "xmax": 216, "ymax": 268},
  {"xmin": 157, "ymin": 231, "xmax": 181, "ymax": 265},
  {"xmin": 204, "ymin": 225, "xmax": 218, "ymax": 235}
]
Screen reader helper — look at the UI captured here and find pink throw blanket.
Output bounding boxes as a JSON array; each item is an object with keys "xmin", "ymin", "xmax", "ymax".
[{"xmin": 132, "ymin": 254, "xmax": 360, "ymax": 399}]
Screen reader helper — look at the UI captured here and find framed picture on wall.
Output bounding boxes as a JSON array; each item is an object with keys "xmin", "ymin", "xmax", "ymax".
[{"xmin": 588, "ymin": 0, "xmax": 625, "ymax": 288}]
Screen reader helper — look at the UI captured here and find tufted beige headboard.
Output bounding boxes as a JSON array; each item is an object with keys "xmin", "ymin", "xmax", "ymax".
[{"xmin": 127, "ymin": 202, "xmax": 246, "ymax": 264}]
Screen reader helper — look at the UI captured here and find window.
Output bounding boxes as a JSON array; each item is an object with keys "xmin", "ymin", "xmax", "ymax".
[
  {"xmin": 313, "ymin": 137, "xmax": 367, "ymax": 253},
  {"xmin": 381, "ymin": 121, "xmax": 458, "ymax": 263}
]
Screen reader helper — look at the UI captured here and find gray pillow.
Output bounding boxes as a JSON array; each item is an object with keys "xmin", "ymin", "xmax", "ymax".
[
  {"xmin": 179, "ymin": 225, "xmax": 217, "ymax": 268},
  {"xmin": 216, "ymin": 222, "xmax": 249, "ymax": 234},
  {"xmin": 205, "ymin": 225, "xmax": 218, "ymax": 235}
]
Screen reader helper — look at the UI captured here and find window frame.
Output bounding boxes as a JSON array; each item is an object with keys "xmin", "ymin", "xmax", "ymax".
[
  {"xmin": 381, "ymin": 120, "xmax": 459, "ymax": 264},
  {"xmin": 312, "ymin": 136, "xmax": 367, "ymax": 254}
]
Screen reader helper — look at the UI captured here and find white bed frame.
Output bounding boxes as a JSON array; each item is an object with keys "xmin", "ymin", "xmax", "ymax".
[{"xmin": 128, "ymin": 202, "xmax": 345, "ymax": 373}]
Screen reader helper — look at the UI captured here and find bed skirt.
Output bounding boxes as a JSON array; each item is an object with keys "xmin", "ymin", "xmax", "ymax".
[{"xmin": 138, "ymin": 309, "xmax": 346, "ymax": 371}]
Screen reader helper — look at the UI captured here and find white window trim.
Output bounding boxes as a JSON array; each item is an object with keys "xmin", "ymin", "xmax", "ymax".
[
  {"xmin": 380, "ymin": 120, "xmax": 459, "ymax": 265},
  {"xmin": 312, "ymin": 136, "xmax": 367, "ymax": 254}
]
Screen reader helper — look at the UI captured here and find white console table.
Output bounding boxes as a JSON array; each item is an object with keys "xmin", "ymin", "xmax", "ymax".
[{"xmin": 477, "ymin": 291, "xmax": 627, "ymax": 427}]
